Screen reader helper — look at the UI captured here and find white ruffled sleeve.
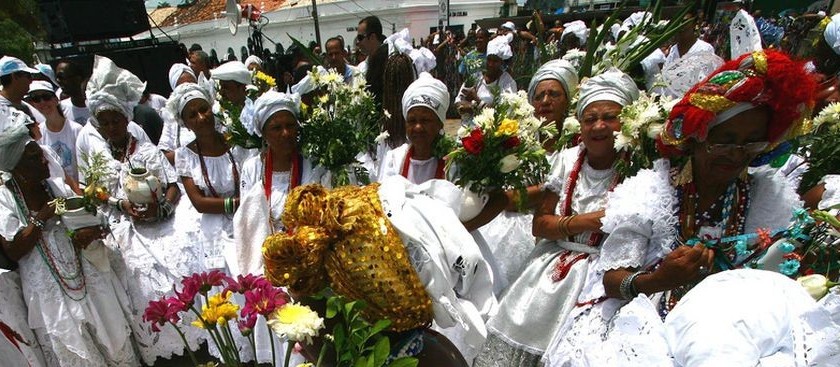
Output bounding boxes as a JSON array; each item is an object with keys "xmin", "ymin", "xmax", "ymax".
[
  {"xmin": 0, "ymin": 187, "xmax": 24, "ymax": 243},
  {"xmin": 174, "ymin": 146, "xmax": 195, "ymax": 178},
  {"xmin": 744, "ymin": 168, "xmax": 803, "ymax": 233},
  {"xmin": 597, "ymin": 159, "xmax": 679, "ymax": 271},
  {"xmin": 818, "ymin": 175, "xmax": 840, "ymax": 210}
]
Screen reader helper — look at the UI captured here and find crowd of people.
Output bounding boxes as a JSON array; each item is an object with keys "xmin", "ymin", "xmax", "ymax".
[{"xmin": 2, "ymin": 2, "xmax": 840, "ymax": 367}]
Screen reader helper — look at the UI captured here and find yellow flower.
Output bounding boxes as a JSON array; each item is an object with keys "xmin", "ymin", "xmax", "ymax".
[
  {"xmin": 496, "ymin": 118, "xmax": 519, "ymax": 136},
  {"xmin": 255, "ymin": 71, "xmax": 276, "ymax": 87},
  {"xmin": 191, "ymin": 291, "xmax": 240, "ymax": 329},
  {"xmin": 318, "ymin": 94, "xmax": 329, "ymax": 104}
]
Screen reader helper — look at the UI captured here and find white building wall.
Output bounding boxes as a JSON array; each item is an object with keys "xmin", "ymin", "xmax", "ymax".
[{"xmin": 144, "ymin": 0, "xmax": 502, "ymax": 57}]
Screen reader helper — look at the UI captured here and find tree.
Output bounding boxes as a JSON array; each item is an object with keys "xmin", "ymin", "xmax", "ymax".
[{"xmin": 0, "ymin": 0, "xmax": 41, "ymax": 63}]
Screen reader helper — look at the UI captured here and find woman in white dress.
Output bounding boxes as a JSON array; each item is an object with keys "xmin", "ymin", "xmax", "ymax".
[
  {"xmin": 543, "ymin": 50, "xmax": 817, "ymax": 366},
  {"xmin": 159, "ymin": 64, "xmax": 197, "ymax": 164},
  {"xmin": 455, "ymin": 33, "xmax": 517, "ymax": 114},
  {"xmin": 79, "ymin": 56, "xmax": 205, "ymax": 365},
  {"xmin": 0, "ymin": 108, "xmax": 138, "ymax": 366},
  {"xmin": 234, "ymin": 90, "xmax": 327, "ymax": 365},
  {"xmin": 474, "ymin": 69, "xmax": 639, "ymax": 367}
]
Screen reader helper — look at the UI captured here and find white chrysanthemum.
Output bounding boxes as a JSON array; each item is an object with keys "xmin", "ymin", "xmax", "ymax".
[
  {"xmin": 499, "ymin": 154, "xmax": 521, "ymax": 173},
  {"xmin": 475, "ymin": 107, "xmax": 496, "ymax": 129},
  {"xmin": 267, "ymin": 303, "xmax": 325, "ymax": 344},
  {"xmin": 383, "ymin": 109, "xmax": 392, "ymax": 119},
  {"xmin": 639, "ymin": 104, "xmax": 662, "ymax": 126},
  {"xmin": 814, "ymin": 102, "xmax": 840, "ymax": 128},
  {"xmin": 374, "ymin": 131, "xmax": 390, "ymax": 143},
  {"xmin": 646, "ymin": 122, "xmax": 664, "ymax": 139},
  {"xmin": 562, "ymin": 48, "xmax": 586, "ymax": 60},
  {"xmin": 563, "ymin": 116, "xmax": 581, "ymax": 134},
  {"xmin": 613, "ymin": 131, "xmax": 633, "ymax": 152},
  {"xmin": 322, "ymin": 71, "xmax": 340, "ymax": 84}
]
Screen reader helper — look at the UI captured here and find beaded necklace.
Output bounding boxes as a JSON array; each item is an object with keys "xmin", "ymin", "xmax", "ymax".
[
  {"xmin": 551, "ymin": 148, "xmax": 622, "ymax": 282},
  {"xmin": 8, "ymin": 179, "xmax": 87, "ymax": 301},
  {"xmin": 263, "ymin": 149, "xmax": 302, "ymax": 232},
  {"xmin": 660, "ymin": 161, "xmax": 751, "ymax": 315},
  {"xmin": 109, "ymin": 136, "xmax": 137, "ymax": 163},
  {"xmin": 195, "ymin": 140, "xmax": 240, "ymax": 198},
  {"xmin": 400, "ymin": 145, "xmax": 445, "ymax": 182}
]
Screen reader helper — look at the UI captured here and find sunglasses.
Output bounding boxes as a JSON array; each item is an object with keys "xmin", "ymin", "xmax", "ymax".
[
  {"xmin": 25, "ymin": 93, "xmax": 55, "ymax": 103},
  {"xmin": 355, "ymin": 33, "xmax": 369, "ymax": 43}
]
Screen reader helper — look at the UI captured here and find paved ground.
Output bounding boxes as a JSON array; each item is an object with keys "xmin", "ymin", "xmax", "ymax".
[{"xmin": 444, "ymin": 118, "xmax": 462, "ymax": 137}]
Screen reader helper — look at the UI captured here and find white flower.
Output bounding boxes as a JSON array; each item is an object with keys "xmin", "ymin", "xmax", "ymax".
[
  {"xmin": 562, "ymin": 48, "xmax": 586, "ymax": 60},
  {"xmin": 562, "ymin": 116, "xmax": 581, "ymax": 134},
  {"xmin": 499, "ymin": 154, "xmax": 521, "ymax": 173},
  {"xmin": 383, "ymin": 109, "xmax": 392, "ymax": 119},
  {"xmin": 374, "ymin": 131, "xmax": 390, "ymax": 144},
  {"xmin": 646, "ymin": 122, "xmax": 664, "ymax": 139},
  {"xmin": 797, "ymin": 274, "xmax": 837, "ymax": 300},
  {"xmin": 267, "ymin": 303, "xmax": 325, "ymax": 344},
  {"xmin": 474, "ymin": 108, "xmax": 496, "ymax": 129},
  {"xmin": 639, "ymin": 104, "xmax": 662, "ymax": 125},
  {"xmin": 814, "ymin": 102, "xmax": 840, "ymax": 128},
  {"xmin": 456, "ymin": 126, "xmax": 470, "ymax": 138},
  {"xmin": 212, "ymin": 101, "xmax": 222, "ymax": 114},
  {"xmin": 613, "ymin": 132, "xmax": 632, "ymax": 152}
]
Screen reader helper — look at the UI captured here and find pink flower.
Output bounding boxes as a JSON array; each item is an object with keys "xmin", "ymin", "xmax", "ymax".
[
  {"xmin": 242, "ymin": 285, "xmax": 290, "ymax": 318},
  {"xmin": 174, "ymin": 278, "xmax": 200, "ymax": 309},
  {"xmin": 238, "ymin": 313, "xmax": 257, "ymax": 336},
  {"xmin": 143, "ymin": 297, "xmax": 182, "ymax": 332},
  {"xmin": 183, "ymin": 270, "xmax": 227, "ymax": 295},
  {"xmin": 225, "ymin": 274, "xmax": 272, "ymax": 294}
]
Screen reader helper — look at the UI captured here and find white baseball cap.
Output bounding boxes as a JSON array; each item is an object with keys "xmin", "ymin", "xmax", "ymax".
[
  {"xmin": 0, "ymin": 56, "xmax": 39, "ymax": 77},
  {"xmin": 28, "ymin": 80, "xmax": 56, "ymax": 94}
]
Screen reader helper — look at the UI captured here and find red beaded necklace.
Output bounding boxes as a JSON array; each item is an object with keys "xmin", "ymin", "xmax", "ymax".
[
  {"xmin": 263, "ymin": 148, "xmax": 302, "ymax": 202},
  {"xmin": 561, "ymin": 147, "xmax": 621, "ymax": 245},
  {"xmin": 195, "ymin": 140, "xmax": 240, "ymax": 198},
  {"xmin": 400, "ymin": 145, "xmax": 445, "ymax": 182}
]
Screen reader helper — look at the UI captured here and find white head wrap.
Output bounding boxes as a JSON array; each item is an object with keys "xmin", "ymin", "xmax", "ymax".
[
  {"xmin": 501, "ymin": 21, "xmax": 516, "ymax": 32},
  {"xmin": 823, "ymin": 13, "xmax": 840, "ymax": 56},
  {"xmin": 527, "ymin": 59, "xmax": 579, "ymax": 103},
  {"xmin": 386, "ymin": 28, "xmax": 437, "ymax": 75},
  {"xmin": 576, "ymin": 68, "xmax": 639, "ymax": 118},
  {"xmin": 168, "ymin": 63, "xmax": 196, "ymax": 91},
  {"xmin": 244, "ymin": 55, "xmax": 263, "ymax": 68},
  {"xmin": 86, "ymin": 55, "xmax": 146, "ymax": 126},
  {"xmin": 401, "ymin": 72, "xmax": 449, "ymax": 125},
  {"xmin": 562, "ymin": 20, "xmax": 589, "ymax": 44},
  {"xmin": 165, "ymin": 82, "xmax": 212, "ymax": 127},
  {"xmin": 241, "ymin": 91, "xmax": 300, "ymax": 137},
  {"xmin": 29, "ymin": 80, "xmax": 56, "ymax": 95},
  {"xmin": 211, "ymin": 61, "xmax": 251, "ymax": 85},
  {"xmin": 622, "ymin": 11, "xmax": 653, "ymax": 29},
  {"xmin": 487, "ymin": 33, "xmax": 514, "ymax": 60},
  {"xmin": 0, "ymin": 106, "xmax": 34, "ymax": 171}
]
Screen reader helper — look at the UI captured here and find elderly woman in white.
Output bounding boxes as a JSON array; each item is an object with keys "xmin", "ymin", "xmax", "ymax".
[
  {"xmin": 474, "ymin": 69, "xmax": 639, "ymax": 367},
  {"xmin": 0, "ymin": 105, "xmax": 138, "ymax": 366}
]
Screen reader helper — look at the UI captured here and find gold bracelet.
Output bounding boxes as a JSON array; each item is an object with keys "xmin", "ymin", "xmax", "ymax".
[
  {"xmin": 557, "ymin": 216, "xmax": 568, "ymax": 237},
  {"xmin": 562, "ymin": 215, "xmax": 576, "ymax": 237}
]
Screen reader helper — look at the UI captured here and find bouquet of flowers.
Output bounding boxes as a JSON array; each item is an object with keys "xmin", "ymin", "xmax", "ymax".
[
  {"xmin": 144, "ymin": 270, "xmax": 322, "ymax": 367},
  {"xmin": 249, "ymin": 70, "xmax": 277, "ymax": 99},
  {"xmin": 447, "ymin": 90, "xmax": 550, "ymax": 205},
  {"xmin": 78, "ymin": 151, "xmax": 113, "ymax": 209},
  {"xmin": 299, "ymin": 67, "xmax": 380, "ymax": 186},
  {"xmin": 794, "ymin": 102, "xmax": 840, "ymax": 193},
  {"xmin": 214, "ymin": 82, "xmax": 263, "ymax": 149},
  {"xmin": 613, "ymin": 91, "xmax": 677, "ymax": 177}
]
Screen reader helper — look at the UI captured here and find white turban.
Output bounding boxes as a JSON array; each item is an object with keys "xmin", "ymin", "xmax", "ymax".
[
  {"xmin": 824, "ymin": 13, "xmax": 840, "ymax": 56},
  {"xmin": 244, "ymin": 55, "xmax": 263, "ymax": 68},
  {"xmin": 211, "ymin": 61, "xmax": 251, "ymax": 85},
  {"xmin": 386, "ymin": 28, "xmax": 413, "ymax": 55},
  {"xmin": 0, "ymin": 106, "xmax": 34, "ymax": 171},
  {"xmin": 241, "ymin": 91, "xmax": 300, "ymax": 137},
  {"xmin": 168, "ymin": 63, "xmax": 196, "ymax": 91},
  {"xmin": 165, "ymin": 82, "xmax": 212, "ymax": 126},
  {"xmin": 501, "ymin": 21, "xmax": 516, "ymax": 32},
  {"xmin": 527, "ymin": 59, "xmax": 579, "ymax": 103},
  {"xmin": 562, "ymin": 20, "xmax": 589, "ymax": 44},
  {"xmin": 401, "ymin": 72, "xmax": 449, "ymax": 125},
  {"xmin": 411, "ymin": 47, "xmax": 437, "ymax": 75},
  {"xmin": 86, "ymin": 55, "xmax": 146, "ymax": 126},
  {"xmin": 386, "ymin": 28, "xmax": 437, "ymax": 75},
  {"xmin": 622, "ymin": 11, "xmax": 652, "ymax": 29},
  {"xmin": 487, "ymin": 33, "xmax": 514, "ymax": 60},
  {"xmin": 576, "ymin": 68, "xmax": 639, "ymax": 118}
]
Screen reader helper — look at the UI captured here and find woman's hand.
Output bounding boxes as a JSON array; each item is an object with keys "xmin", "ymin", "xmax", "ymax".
[
  {"xmin": 650, "ymin": 245, "xmax": 715, "ymax": 289},
  {"xmin": 575, "ymin": 210, "xmax": 605, "ymax": 234},
  {"xmin": 460, "ymin": 87, "xmax": 478, "ymax": 103},
  {"xmin": 71, "ymin": 226, "xmax": 106, "ymax": 251},
  {"xmin": 122, "ymin": 200, "xmax": 160, "ymax": 221},
  {"xmin": 35, "ymin": 200, "xmax": 57, "ymax": 223}
]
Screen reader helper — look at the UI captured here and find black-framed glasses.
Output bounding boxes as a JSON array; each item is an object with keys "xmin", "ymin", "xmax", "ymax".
[
  {"xmin": 355, "ymin": 33, "xmax": 368, "ymax": 43},
  {"xmin": 704, "ymin": 141, "xmax": 769, "ymax": 155},
  {"xmin": 25, "ymin": 93, "xmax": 54, "ymax": 103}
]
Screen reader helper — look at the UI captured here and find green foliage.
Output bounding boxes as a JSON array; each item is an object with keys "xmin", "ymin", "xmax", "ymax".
[
  {"xmin": 796, "ymin": 129, "xmax": 840, "ymax": 194},
  {"xmin": 216, "ymin": 97, "xmax": 263, "ymax": 149},
  {"xmin": 288, "ymin": 34, "xmax": 323, "ymax": 66},
  {"xmin": 322, "ymin": 296, "xmax": 417, "ymax": 367},
  {"xmin": 0, "ymin": 19, "xmax": 35, "ymax": 64}
]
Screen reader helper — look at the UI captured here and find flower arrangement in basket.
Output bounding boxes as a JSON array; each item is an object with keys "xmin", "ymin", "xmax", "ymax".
[
  {"xmin": 143, "ymin": 270, "xmax": 323, "ymax": 367},
  {"xmin": 447, "ymin": 90, "xmax": 550, "ymax": 209},
  {"xmin": 214, "ymin": 82, "xmax": 263, "ymax": 150},
  {"xmin": 613, "ymin": 91, "xmax": 677, "ymax": 177},
  {"xmin": 299, "ymin": 67, "xmax": 380, "ymax": 186},
  {"xmin": 48, "ymin": 152, "xmax": 112, "ymax": 230}
]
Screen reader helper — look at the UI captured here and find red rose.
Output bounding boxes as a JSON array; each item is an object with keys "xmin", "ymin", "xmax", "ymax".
[
  {"xmin": 502, "ymin": 136, "xmax": 521, "ymax": 149},
  {"xmin": 462, "ymin": 129, "xmax": 484, "ymax": 155}
]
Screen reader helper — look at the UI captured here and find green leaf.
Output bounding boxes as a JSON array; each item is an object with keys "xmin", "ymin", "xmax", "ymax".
[
  {"xmin": 387, "ymin": 357, "xmax": 419, "ymax": 367},
  {"xmin": 287, "ymin": 33, "xmax": 323, "ymax": 65},
  {"xmin": 326, "ymin": 297, "xmax": 340, "ymax": 319},
  {"xmin": 353, "ymin": 356, "xmax": 369, "ymax": 367},
  {"xmin": 369, "ymin": 319, "xmax": 391, "ymax": 335},
  {"xmin": 372, "ymin": 337, "xmax": 390, "ymax": 367},
  {"xmin": 334, "ymin": 323, "xmax": 346, "ymax": 351}
]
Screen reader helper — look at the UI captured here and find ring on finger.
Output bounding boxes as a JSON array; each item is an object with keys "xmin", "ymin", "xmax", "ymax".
[{"xmin": 698, "ymin": 265, "xmax": 710, "ymax": 277}]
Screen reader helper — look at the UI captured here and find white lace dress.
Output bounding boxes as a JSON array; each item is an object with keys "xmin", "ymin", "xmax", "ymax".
[
  {"xmin": 86, "ymin": 140, "xmax": 206, "ymax": 364},
  {"xmin": 175, "ymin": 145, "xmax": 258, "ymax": 361},
  {"xmin": 0, "ymin": 177, "xmax": 138, "ymax": 367},
  {"xmin": 474, "ymin": 145, "xmax": 616, "ymax": 367},
  {"xmin": 0, "ymin": 270, "xmax": 47, "ymax": 367},
  {"xmin": 542, "ymin": 159, "xmax": 803, "ymax": 367}
]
